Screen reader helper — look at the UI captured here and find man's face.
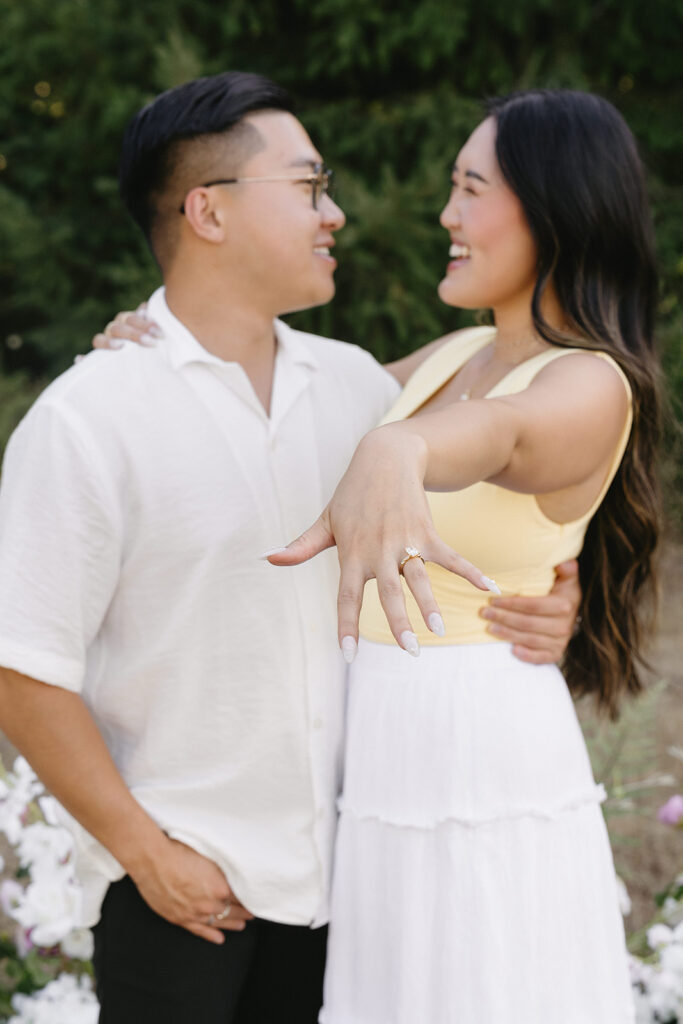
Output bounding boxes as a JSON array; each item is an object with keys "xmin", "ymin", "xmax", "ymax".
[{"xmin": 212, "ymin": 111, "xmax": 346, "ymax": 316}]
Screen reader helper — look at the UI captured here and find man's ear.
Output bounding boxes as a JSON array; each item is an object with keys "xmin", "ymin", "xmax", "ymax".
[{"xmin": 183, "ymin": 187, "xmax": 227, "ymax": 244}]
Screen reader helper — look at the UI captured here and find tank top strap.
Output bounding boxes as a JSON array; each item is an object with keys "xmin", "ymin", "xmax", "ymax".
[
  {"xmin": 381, "ymin": 326, "xmax": 497, "ymax": 424},
  {"xmin": 487, "ymin": 343, "xmax": 632, "ymax": 401}
]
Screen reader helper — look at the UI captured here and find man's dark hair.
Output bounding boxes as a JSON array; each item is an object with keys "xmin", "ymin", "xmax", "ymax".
[{"xmin": 119, "ymin": 71, "xmax": 294, "ymax": 260}]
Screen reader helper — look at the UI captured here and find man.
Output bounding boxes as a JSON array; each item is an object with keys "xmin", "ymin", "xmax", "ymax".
[{"xmin": 0, "ymin": 72, "xmax": 578, "ymax": 1023}]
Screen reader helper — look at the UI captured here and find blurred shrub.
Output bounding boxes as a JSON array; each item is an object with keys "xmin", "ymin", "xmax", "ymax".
[{"xmin": 0, "ymin": 0, "xmax": 680, "ymax": 519}]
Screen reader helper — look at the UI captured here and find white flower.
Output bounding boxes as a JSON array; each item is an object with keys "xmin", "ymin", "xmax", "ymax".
[
  {"xmin": 9, "ymin": 973, "xmax": 98, "ymax": 1024},
  {"xmin": 16, "ymin": 821, "xmax": 73, "ymax": 873},
  {"xmin": 0, "ymin": 879, "xmax": 25, "ymax": 915},
  {"xmin": 647, "ymin": 969, "xmax": 682, "ymax": 1020},
  {"xmin": 616, "ymin": 875, "xmax": 632, "ymax": 917},
  {"xmin": 60, "ymin": 927, "xmax": 94, "ymax": 961},
  {"xmin": 662, "ymin": 896, "xmax": 683, "ymax": 926},
  {"xmin": 37, "ymin": 795, "xmax": 60, "ymax": 826},
  {"xmin": 647, "ymin": 923, "xmax": 674, "ymax": 950},
  {"xmin": 0, "ymin": 757, "xmax": 43, "ymax": 845},
  {"xmin": 632, "ymin": 986, "xmax": 655, "ymax": 1024},
  {"xmin": 14, "ymin": 926, "xmax": 33, "ymax": 958},
  {"xmin": 660, "ymin": 942, "xmax": 683, "ymax": 986},
  {"xmin": 10, "ymin": 866, "xmax": 82, "ymax": 947},
  {"xmin": 628, "ymin": 953, "xmax": 654, "ymax": 987}
]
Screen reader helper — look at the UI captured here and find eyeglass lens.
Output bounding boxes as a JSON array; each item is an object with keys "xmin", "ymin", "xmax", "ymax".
[{"xmin": 314, "ymin": 167, "xmax": 334, "ymax": 209}]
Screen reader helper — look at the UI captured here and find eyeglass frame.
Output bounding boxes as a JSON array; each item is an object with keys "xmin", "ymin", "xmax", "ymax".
[{"xmin": 179, "ymin": 162, "xmax": 334, "ymax": 214}]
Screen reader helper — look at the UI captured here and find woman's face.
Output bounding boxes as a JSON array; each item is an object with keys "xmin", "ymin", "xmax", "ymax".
[{"xmin": 437, "ymin": 117, "xmax": 539, "ymax": 315}]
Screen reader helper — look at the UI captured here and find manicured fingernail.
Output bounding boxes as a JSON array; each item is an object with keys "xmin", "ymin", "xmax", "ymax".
[
  {"xmin": 479, "ymin": 607, "xmax": 493, "ymax": 619},
  {"xmin": 140, "ymin": 333, "xmax": 157, "ymax": 346},
  {"xmin": 259, "ymin": 546, "xmax": 287, "ymax": 560},
  {"xmin": 427, "ymin": 612, "xmax": 445, "ymax": 637},
  {"xmin": 482, "ymin": 575, "xmax": 501, "ymax": 595},
  {"xmin": 399, "ymin": 630, "xmax": 420, "ymax": 657},
  {"xmin": 488, "ymin": 623, "xmax": 501, "ymax": 635},
  {"xmin": 74, "ymin": 354, "xmax": 84, "ymax": 364},
  {"xmin": 109, "ymin": 337, "xmax": 124, "ymax": 350},
  {"xmin": 341, "ymin": 636, "xmax": 357, "ymax": 663},
  {"xmin": 148, "ymin": 325, "xmax": 164, "ymax": 338}
]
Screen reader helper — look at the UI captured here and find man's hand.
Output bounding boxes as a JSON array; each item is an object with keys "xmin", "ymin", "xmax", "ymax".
[
  {"xmin": 0, "ymin": 670, "xmax": 253, "ymax": 946},
  {"xmin": 131, "ymin": 836, "xmax": 254, "ymax": 945},
  {"xmin": 479, "ymin": 559, "xmax": 580, "ymax": 664}
]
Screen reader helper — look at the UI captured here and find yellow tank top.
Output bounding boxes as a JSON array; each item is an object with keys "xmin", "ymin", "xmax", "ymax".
[{"xmin": 359, "ymin": 327, "xmax": 633, "ymax": 646}]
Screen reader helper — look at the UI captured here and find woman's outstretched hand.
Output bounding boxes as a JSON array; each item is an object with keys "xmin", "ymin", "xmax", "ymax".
[{"xmin": 264, "ymin": 427, "xmax": 497, "ymax": 662}]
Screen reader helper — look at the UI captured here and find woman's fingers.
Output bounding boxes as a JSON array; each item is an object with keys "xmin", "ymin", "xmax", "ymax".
[
  {"xmin": 401, "ymin": 556, "xmax": 445, "ymax": 637},
  {"xmin": 429, "ymin": 538, "xmax": 500, "ymax": 595},
  {"xmin": 91, "ymin": 310, "xmax": 163, "ymax": 351},
  {"xmin": 336, "ymin": 565, "xmax": 368, "ymax": 660},
  {"xmin": 110, "ymin": 311, "xmax": 162, "ymax": 345},
  {"xmin": 375, "ymin": 560, "xmax": 420, "ymax": 656},
  {"xmin": 262, "ymin": 514, "xmax": 335, "ymax": 566}
]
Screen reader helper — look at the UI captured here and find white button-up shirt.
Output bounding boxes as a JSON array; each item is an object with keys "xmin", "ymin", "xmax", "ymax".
[{"xmin": 0, "ymin": 288, "xmax": 399, "ymax": 927}]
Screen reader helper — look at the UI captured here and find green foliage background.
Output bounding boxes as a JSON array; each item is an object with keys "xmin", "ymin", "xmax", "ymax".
[{"xmin": 0, "ymin": 0, "xmax": 681, "ymax": 520}]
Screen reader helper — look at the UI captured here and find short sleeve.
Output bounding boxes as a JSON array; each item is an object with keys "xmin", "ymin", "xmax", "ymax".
[{"xmin": 0, "ymin": 401, "xmax": 122, "ymax": 691}]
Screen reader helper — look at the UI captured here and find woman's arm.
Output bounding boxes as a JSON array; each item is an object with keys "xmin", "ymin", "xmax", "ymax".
[
  {"xmin": 268, "ymin": 353, "xmax": 627, "ymax": 653},
  {"xmin": 93, "ymin": 316, "xmax": 460, "ymax": 382}
]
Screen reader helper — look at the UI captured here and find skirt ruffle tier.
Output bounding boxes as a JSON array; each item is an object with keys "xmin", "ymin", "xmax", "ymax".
[{"xmin": 320, "ymin": 641, "xmax": 635, "ymax": 1024}]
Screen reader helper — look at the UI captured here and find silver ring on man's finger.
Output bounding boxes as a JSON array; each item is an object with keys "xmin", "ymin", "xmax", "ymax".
[{"xmin": 215, "ymin": 901, "xmax": 232, "ymax": 921}]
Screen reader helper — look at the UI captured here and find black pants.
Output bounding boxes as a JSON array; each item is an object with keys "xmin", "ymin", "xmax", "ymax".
[{"xmin": 92, "ymin": 876, "xmax": 328, "ymax": 1024}]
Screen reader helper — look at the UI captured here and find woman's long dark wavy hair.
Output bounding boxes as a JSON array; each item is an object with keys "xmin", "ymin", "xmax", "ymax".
[{"xmin": 486, "ymin": 90, "xmax": 661, "ymax": 718}]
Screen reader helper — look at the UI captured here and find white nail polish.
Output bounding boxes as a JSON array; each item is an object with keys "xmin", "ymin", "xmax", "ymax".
[
  {"xmin": 482, "ymin": 576, "xmax": 501, "ymax": 595},
  {"xmin": 399, "ymin": 630, "xmax": 420, "ymax": 657},
  {"xmin": 148, "ymin": 325, "xmax": 164, "ymax": 338},
  {"xmin": 73, "ymin": 354, "xmax": 84, "ymax": 364},
  {"xmin": 259, "ymin": 546, "xmax": 287, "ymax": 560},
  {"xmin": 427, "ymin": 612, "xmax": 446, "ymax": 637},
  {"xmin": 109, "ymin": 338, "xmax": 124, "ymax": 350},
  {"xmin": 341, "ymin": 636, "xmax": 357, "ymax": 664},
  {"xmin": 140, "ymin": 333, "xmax": 157, "ymax": 346}
]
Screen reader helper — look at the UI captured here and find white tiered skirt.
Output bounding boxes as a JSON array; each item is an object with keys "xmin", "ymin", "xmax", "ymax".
[{"xmin": 320, "ymin": 640, "xmax": 635, "ymax": 1024}]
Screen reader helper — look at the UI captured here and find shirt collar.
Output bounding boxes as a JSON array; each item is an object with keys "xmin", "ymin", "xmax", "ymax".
[{"xmin": 146, "ymin": 287, "xmax": 320, "ymax": 374}]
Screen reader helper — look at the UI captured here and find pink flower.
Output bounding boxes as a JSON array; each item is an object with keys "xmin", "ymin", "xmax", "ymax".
[{"xmin": 657, "ymin": 794, "xmax": 683, "ymax": 826}]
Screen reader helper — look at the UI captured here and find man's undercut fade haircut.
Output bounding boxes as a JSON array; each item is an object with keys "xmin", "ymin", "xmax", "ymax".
[{"xmin": 119, "ymin": 71, "xmax": 295, "ymax": 259}]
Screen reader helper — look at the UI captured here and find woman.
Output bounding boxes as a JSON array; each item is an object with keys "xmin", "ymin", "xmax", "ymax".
[{"xmin": 269, "ymin": 90, "xmax": 660, "ymax": 1022}]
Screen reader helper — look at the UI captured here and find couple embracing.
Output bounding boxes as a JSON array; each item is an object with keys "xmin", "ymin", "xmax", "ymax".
[{"xmin": 0, "ymin": 70, "xmax": 658, "ymax": 1023}]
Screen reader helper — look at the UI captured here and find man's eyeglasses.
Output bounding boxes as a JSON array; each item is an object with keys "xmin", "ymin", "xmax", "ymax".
[{"xmin": 180, "ymin": 163, "xmax": 334, "ymax": 213}]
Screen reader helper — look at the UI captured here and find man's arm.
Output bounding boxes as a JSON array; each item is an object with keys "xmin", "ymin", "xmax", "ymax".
[
  {"xmin": 0, "ymin": 668, "xmax": 252, "ymax": 943},
  {"xmin": 0, "ymin": 403, "xmax": 251, "ymax": 943}
]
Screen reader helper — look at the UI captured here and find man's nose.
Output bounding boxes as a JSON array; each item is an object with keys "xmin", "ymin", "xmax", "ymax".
[{"xmin": 321, "ymin": 194, "xmax": 346, "ymax": 230}]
